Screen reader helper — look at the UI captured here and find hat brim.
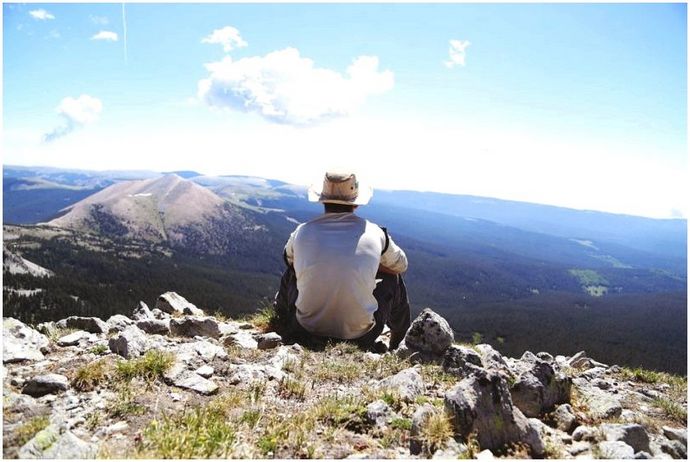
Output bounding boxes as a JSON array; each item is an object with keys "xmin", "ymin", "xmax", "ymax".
[{"xmin": 307, "ymin": 183, "xmax": 373, "ymax": 205}]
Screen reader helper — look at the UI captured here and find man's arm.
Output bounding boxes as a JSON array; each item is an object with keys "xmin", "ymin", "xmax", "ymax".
[
  {"xmin": 379, "ymin": 233, "xmax": 408, "ymax": 274},
  {"xmin": 284, "ymin": 228, "xmax": 298, "ymax": 266}
]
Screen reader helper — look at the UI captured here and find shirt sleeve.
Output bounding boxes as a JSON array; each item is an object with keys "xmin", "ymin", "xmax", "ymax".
[
  {"xmin": 380, "ymin": 232, "xmax": 408, "ymax": 273},
  {"xmin": 284, "ymin": 227, "xmax": 298, "ymax": 266}
]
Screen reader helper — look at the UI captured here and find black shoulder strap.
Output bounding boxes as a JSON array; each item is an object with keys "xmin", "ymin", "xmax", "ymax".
[{"xmin": 379, "ymin": 226, "xmax": 390, "ymax": 255}]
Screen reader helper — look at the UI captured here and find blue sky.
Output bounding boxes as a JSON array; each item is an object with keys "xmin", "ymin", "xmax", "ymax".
[{"xmin": 3, "ymin": 2, "xmax": 687, "ymax": 218}]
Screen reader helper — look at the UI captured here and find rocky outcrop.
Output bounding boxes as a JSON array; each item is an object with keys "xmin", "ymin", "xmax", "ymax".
[
  {"xmin": 156, "ymin": 291, "xmax": 204, "ymax": 316},
  {"xmin": 2, "ymin": 304, "xmax": 686, "ymax": 460}
]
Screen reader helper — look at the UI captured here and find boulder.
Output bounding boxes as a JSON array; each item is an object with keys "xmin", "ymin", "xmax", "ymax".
[
  {"xmin": 170, "ymin": 316, "xmax": 221, "ymax": 339},
  {"xmin": 442, "ymin": 345, "xmax": 484, "ymax": 378},
  {"xmin": 378, "ymin": 367, "xmax": 425, "ymax": 402},
  {"xmin": 256, "ymin": 332, "xmax": 283, "ymax": 350},
  {"xmin": 573, "ymin": 425, "xmax": 598, "ymax": 442},
  {"xmin": 136, "ymin": 319, "xmax": 171, "ymax": 335},
  {"xmin": 3, "ymin": 318, "xmax": 49, "ymax": 363},
  {"xmin": 55, "ymin": 316, "xmax": 108, "ymax": 334},
  {"xmin": 510, "ymin": 360, "xmax": 571, "ymax": 417},
  {"xmin": 108, "ymin": 325, "xmax": 149, "ymax": 358},
  {"xmin": 444, "ymin": 369, "xmax": 544, "ymax": 457},
  {"xmin": 474, "ymin": 344, "xmax": 514, "ymax": 377},
  {"xmin": 410, "ymin": 404, "xmax": 436, "ymax": 455},
  {"xmin": 222, "ymin": 331, "xmax": 258, "ymax": 349},
  {"xmin": 106, "ymin": 314, "xmax": 135, "ymax": 334},
  {"xmin": 596, "ymin": 441, "xmax": 635, "ymax": 459},
  {"xmin": 600, "ymin": 424, "xmax": 651, "ymax": 454},
  {"xmin": 366, "ymin": 400, "xmax": 391, "ymax": 427},
  {"xmin": 403, "ymin": 308, "xmax": 454, "ymax": 355},
  {"xmin": 156, "ymin": 292, "xmax": 204, "ymax": 316},
  {"xmin": 583, "ymin": 387, "xmax": 622, "ymax": 420},
  {"xmin": 662, "ymin": 427, "xmax": 687, "ymax": 447},
  {"xmin": 22, "ymin": 374, "xmax": 70, "ymax": 397},
  {"xmin": 19, "ymin": 425, "xmax": 97, "ymax": 459},
  {"xmin": 57, "ymin": 330, "xmax": 93, "ymax": 347},
  {"xmin": 552, "ymin": 403, "xmax": 578, "ymax": 433},
  {"xmin": 132, "ymin": 301, "xmax": 154, "ymax": 321}
]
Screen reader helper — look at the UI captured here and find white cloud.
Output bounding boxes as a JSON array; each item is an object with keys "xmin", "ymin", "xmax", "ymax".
[
  {"xmin": 43, "ymin": 95, "xmax": 103, "ymax": 143},
  {"xmin": 29, "ymin": 9, "xmax": 55, "ymax": 21},
  {"xmin": 198, "ymin": 48, "xmax": 394, "ymax": 125},
  {"xmin": 444, "ymin": 39, "xmax": 471, "ymax": 68},
  {"xmin": 201, "ymin": 26, "xmax": 248, "ymax": 52},
  {"xmin": 91, "ymin": 31, "xmax": 118, "ymax": 41}
]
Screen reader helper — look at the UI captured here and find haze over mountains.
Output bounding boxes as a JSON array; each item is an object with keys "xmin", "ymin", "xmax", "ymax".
[{"xmin": 2, "ymin": 165, "xmax": 687, "ymax": 373}]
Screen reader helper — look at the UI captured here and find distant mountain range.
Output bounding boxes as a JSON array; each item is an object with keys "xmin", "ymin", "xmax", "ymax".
[{"xmin": 3, "ymin": 165, "xmax": 687, "ymax": 373}]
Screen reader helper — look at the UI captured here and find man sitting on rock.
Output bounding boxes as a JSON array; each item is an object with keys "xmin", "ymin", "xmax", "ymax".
[{"xmin": 274, "ymin": 171, "xmax": 411, "ymax": 352}]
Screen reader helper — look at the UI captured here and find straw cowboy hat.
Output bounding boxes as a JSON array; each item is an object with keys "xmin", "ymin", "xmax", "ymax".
[{"xmin": 308, "ymin": 172, "xmax": 373, "ymax": 206}]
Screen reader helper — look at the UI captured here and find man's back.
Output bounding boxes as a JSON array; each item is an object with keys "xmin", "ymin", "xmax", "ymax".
[{"xmin": 287, "ymin": 212, "xmax": 386, "ymax": 339}]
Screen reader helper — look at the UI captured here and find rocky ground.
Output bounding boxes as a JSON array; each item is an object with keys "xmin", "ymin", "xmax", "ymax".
[{"xmin": 3, "ymin": 293, "xmax": 687, "ymax": 459}]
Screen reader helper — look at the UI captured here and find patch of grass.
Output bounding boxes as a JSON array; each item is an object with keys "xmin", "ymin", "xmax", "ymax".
[
  {"xmin": 248, "ymin": 380, "xmax": 267, "ymax": 404},
  {"xmin": 84, "ymin": 412, "xmax": 102, "ymax": 431},
  {"xmin": 240, "ymin": 301, "xmax": 279, "ymax": 332},
  {"xmin": 15, "ymin": 416, "xmax": 50, "ymax": 446},
  {"xmin": 391, "ymin": 417, "xmax": 412, "ymax": 431},
  {"xmin": 311, "ymin": 395, "xmax": 368, "ymax": 430},
  {"xmin": 419, "ymin": 410, "xmax": 454, "ymax": 454},
  {"xmin": 239, "ymin": 408, "xmax": 262, "ymax": 429},
  {"xmin": 361, "ymin": 351, "xmax": 410, "ymax": 379},
  {"xmin": 107, "ymin": 384, "xmax": 146, "ymax": 418},
  {"xmin": 115, "ymin": 350, "xmax": 175, "ymax": 382},
  {"xmin": 89, "ymin": 344, "xmax": 109, "ymax": 355},
  {"xmin": 420, "ymin": 363, "xmax": 459, "ymax": 387},
  {"xmin": 72, "ymin": 359, "xmax": 110, "ymax": 391},
  {"xmin": 278, "ymin": 376, "xmax": 308, "ymax": 400},
  {"xmin": 458, "ymin": 432, "xmax": 481, "ymax": 459},
  {"xmin": 313, "ymin": 358, "xmax": 361, "ymax": 383},
  {"xmin": 47, "ymin": 327, "xmax": 78, "ymax": 343},
  {"xmin": 139, "ymin": 404, "xmax": 235, "ymax": 458},
  {"xmin": 653, "ymin": 397, "xmax": 687, "ymax": 424}
]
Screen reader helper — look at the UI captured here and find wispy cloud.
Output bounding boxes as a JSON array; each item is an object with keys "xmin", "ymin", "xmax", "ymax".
[
  {"xmin": 29, "ymin": 9, "xmax": 55, "ymax": 21},
  {"xmin": 201, "ymin": 26, "xmax": 248, "ymax": 52},
  {"xmin": 90, "ymin": 15, "xmax": 109, "ymax": 26},
  {"xmin": 91, "ymin": 31, "xmax": 118, "ymax": 41},
  {"xmin": 43, "ymin": 95, "xmax": 103, "ymax": 143},
  {"xmin": 198, "ymin": 48, "xmax": 394, "ymax": 126},
  {"xmin": 444, "ymin": 39, "xmax": 471, "ymax": 68}
]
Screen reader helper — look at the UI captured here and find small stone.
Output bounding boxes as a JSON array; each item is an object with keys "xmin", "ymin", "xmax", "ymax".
[
  {"xmin": 256, "ymin": 332, "xmax": 283, "ymax": 350},
  {"xmin": 105, "ymin": 421, "xmax": 129, "ymax": 435},
  {"xmin": 378, "ymin": 367, "xmax": 425, "ymax": 402},
  {"xmin": 223, "ymin": 331, "xmax": 258, "ymax": 349},
  {"xmin": 170, "ymin": 316, "xmax": 221, "ymax": 339},
  {"xmin": 168, "ymin": 371, "xmax": 218, "ymax": 395},
  {"xmin": 477, "ymin": 449, "xmax": 495, "ymax": 459},
  {"xmin": 634, "ymin": 451, "xmax": 653, "ymax": 459},
  {"xmin": 366, "ymin": 400, "xmax": 391, "ymax": 427},
  {"xmin": 596, "ymin": 441, "xmax": 635, "ymax": 459},
  {"xmin": 22, "ymin": 374, "xmax": 69, "ymax": 397},
  {"xmin": 169, "ymin": 392, "xmax": 183, "ymax": 402},
  {"xmin": 108, "ymin": 325, "xmax": 149, "ymax": 358},
  {"xmin": 573, "ymin": 425, "xmax": 598, "ymax": 442},
  {"xmin": 536, "ymin": 352, "xmax": 554, "ymax": 362},
  {"xmin": 196, "ymin": 365, "xmax": 214, "ymax": 378},
  {"xmin": 568, "ymin": 441, "xmax": 591, "ymax": 456},
  {"xmin": 57, "ymin": 330, "xmax": 91, "ymax": 347}
]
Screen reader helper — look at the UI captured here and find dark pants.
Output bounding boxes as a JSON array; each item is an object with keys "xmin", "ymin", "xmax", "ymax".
[{"xmin": 273, "ymin": 265, "xmax": 411, "ymax": 351}]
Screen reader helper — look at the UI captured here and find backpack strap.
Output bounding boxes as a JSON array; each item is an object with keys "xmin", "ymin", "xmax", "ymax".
[{"xmin": 379, "ymin": 226, "xmax": 390, "ymax": 256}]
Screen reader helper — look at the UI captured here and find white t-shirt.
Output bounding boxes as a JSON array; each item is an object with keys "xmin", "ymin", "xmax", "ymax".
[{"xmin": 284, "ymin": 212, "xmax": 408, "ymax": 339}]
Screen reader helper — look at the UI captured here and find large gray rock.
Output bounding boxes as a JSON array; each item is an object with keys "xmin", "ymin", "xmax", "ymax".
[
  {"xmin": 106, "ymin": 314, "xmax": 135, "ymax": 334},
  {"xmin": 583, "ymin": 387, "xmax": 622, "ymax": 420},
  {"xmin": 552, "ymin": 403, "xmax": 578, "ymax": 433},
  {"xmin": 18, "ymin": 425, "xmax": 97, "ymax": 459},
  {"xmin": 366, "ymin": 400, "xmax": 391, "ymax": 427},
  {"xmin": 136, "ymin": 319, "xmax": 171, "ymax": 335},
  {"xmin": 156, "ymin": 292, "xmax": 204, "ymax": 316},
  {"xmin": 510, "ymin": 360, "xmax": 571, "ymax": 418},
  {"xmin": 442, "ymin": 345, "xmax": 484, "ymax": 378},
  {"xmin": 3, "ymin": 392, "xmax": 50, "ymax": 417},
  {"xmin": 170, "ymin": 316, "xmax": 221, "ymax": 339},
  {"xmin": 662, "ymin": 427, "xmax": 687, "ymax": 447},
  {"xmin": 403, "ymin": 308, "xmax": 454, "ymax": 355},
  {"xmin": 3, "ymin": 318, "xmax": 49, "ymax": 363},
  {"xmin": 410, "ymin": 404, "xmax": 436, "ymax": 455},
  {"xmin": 57, "ymin": 330, "xmax": 93, "ymax": 347},
  {"xmin": 596, "ymin": 441, "xmax": 635, "ymax": 459},
  {"xmin": 164, "ymin": 365, "xmax": 218, "ymax": 395},
  {"xmin": 108, "ymin": 325, "xmax": 149, "ymax": 358},
  {"xmin": 55, "ymin": 316, "xmax": 108, "ymax": 334},
  {"xmin": 132, "ymin": 301, "xmax": 154, "ymax": 321},
  {"xmin": 378, "ymin": 367, "xmax": 425, "ymax": 402},
  {"xmin": 474, "ymin": 344, "xmax": 514, "ymax": 378},
  {"xmin": 444, "ymin": 369, "xmax": 544, "ymax": 457},
  {"xmin": 22, "ymin": 374, "xmax": 69, "ymax": 397},
  {"xmin": 601, "ymin": 424, "xmax": 651, "ymax": 454},
  {"xmin": 223, "ymin": 331, "xmax": 258, "ymax": 349}
]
